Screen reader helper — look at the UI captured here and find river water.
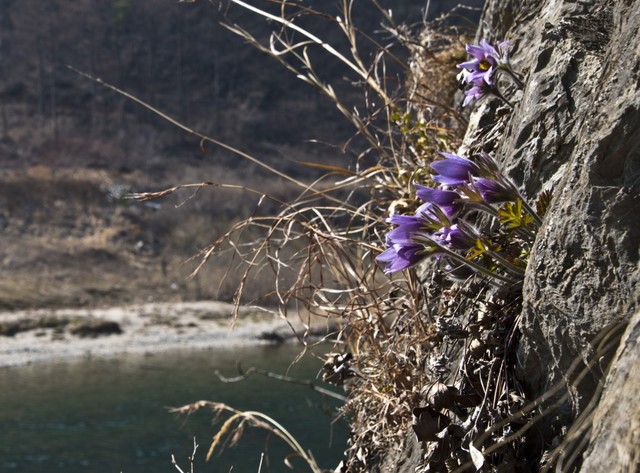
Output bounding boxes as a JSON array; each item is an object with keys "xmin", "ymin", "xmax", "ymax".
[{"xmin": 0, "ymin": 345, "xmax": 348, "ymax": 473}]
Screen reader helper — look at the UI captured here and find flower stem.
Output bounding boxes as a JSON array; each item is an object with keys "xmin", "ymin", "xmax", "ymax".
[
  {"xmin": 491, "ymin": 87, "xmax": 514, "ymax": 108},
  {"xmin": 504, "ymin": 68, "xmax": 525, "ymax": 89},
  {"xmin": 486, "ymin": 249, "xmax": 526, "ymax": 277},
  {"xmin": 413, "ymin": 235, "xmax": 517, "ymax": 285},
  {"xmin": 515, "ymin": 225, "xmax": 536, "ymax": 241}
]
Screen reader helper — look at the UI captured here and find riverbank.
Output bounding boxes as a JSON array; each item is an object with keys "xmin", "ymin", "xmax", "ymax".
[{"xmin": 0, "ymin": 301, "xmax": 327, "ymax": 367}]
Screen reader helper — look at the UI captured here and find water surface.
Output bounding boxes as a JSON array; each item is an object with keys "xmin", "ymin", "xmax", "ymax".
[{"xmin": 0, "ymin": 345, "xmax": 347, "ymax": 472}]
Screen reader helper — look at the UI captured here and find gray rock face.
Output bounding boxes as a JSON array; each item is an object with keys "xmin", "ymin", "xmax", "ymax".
[
  {"xmin": 580, "ymin": 309, "xmax": 640, "ymax": 472},
  {"xmin": 471, "ymin": 0, "xmax": 640, "ymax": 468},
  {"xmin": 370, "ymin": 1, "xmax": 639, "ymax": 470}
]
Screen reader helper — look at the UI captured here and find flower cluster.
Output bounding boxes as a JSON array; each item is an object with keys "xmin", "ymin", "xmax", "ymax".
[
  {"xmin": 377, "ymin": 152, "xmax": 542, "ymax": 283},
  {"xmin": 457, "ymin": 39, "xmax": 524, "ymax": 107}
]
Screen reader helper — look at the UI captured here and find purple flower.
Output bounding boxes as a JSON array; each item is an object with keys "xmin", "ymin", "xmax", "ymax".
[
  {"xmin": 456, "ymin": 68, "xmax": 472, "ymax": 86},
  {"xmin": 462, "ymin": 75, "xmax": 493, "ymax": 106},
  {"xmin": 385, "ymin": 223, "xmax": 420, "ymax": 248},
  {"xmin": 457, "ymin": 39, "xmax": 515, "ymax": 106},
  {"xmin": 376, "ymin": 204, "xmax": 454, "ymax": 273},
  {"xmin": 457, "ymin": 39, "xmax": 510, "ymax": 85},
  {"xmin": 473, "ymin": 177, "xmax": 519, "ymax": 203},
  {"xmin": 442, "ymin": 224, "xmax": 476, "ymax": 251},
  {"xmin": 414, "ymin": 202, "xmax": 461, "ymax": 229},
  {"xmin": 415, "ymin": 185, "xmax": 461, "ymax": 207},
  {"xmin": 376, "ymin": 213, "xmax": 430, "ymax": 273},
  {"xmin": 376, "ymin": 243, "xmax": 424, "ymax": 273},
  {"xmin": 414, "ymin": 185, "xmax": 462, "ymax": 218},
  {"xmin": 475, "ymin": 151, "xmax": 501, "ymax": 177},
  {"xmin": 431, "ymin": 223, "xmax": 475, "ymax": 252},
  {"xmin": 386, "ymin": 214, "xmax": 424, "ymax": 237},
  {"xmin": 431, "ymin": 153, "xmax": 480, "ymax": 186}
]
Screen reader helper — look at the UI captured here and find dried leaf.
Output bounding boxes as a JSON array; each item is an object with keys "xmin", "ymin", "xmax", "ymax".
[
  {"xmin": 295, "ymin": 161, "xmax": 356, "ymax": 175},
  {"xmin": 469, "ymin": 443, "xmax": 485, "ymax": 470},
  {"xmin": 421, "ymin": 382, "xmax": 457, "ymax": 411},
  {"xmin": 436, "ymin": 423, "xmax": 466, "ymax": 439},
  {"xmin": 412, "ymin": 406, "xmax": 450, "ymax": 442},
  {"xmin": 535, "ymin": 189, "xmax": 553, "ymax": 217}
]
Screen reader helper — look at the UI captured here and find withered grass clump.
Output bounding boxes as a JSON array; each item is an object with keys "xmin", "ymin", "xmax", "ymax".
[
  {"xmin": 114, "ymin": 1, "xmax": 561, "ymax": 470},
  {"xmin": 169, "ymin": 401, "xmax": 323, "ymax": 473}
]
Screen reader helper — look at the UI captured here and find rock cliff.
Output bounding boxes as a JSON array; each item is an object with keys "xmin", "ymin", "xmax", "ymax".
[
  {"xmin": 376, "ymin": 0, "xmax": 639, "ymax": 470},
  {"xmin": 474, "ymin": 0, "xmax": 639, "ymax": 468},
  {"xmin": 473, "ymin": 0, "xmax": 637, "ymax": 468},
  {"xmin": 476, "ymin": 0, "xmax": 640, "ymax": 407}
]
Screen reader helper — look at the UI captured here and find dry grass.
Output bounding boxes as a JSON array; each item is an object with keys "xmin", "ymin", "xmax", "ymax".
[
  {"xmin": 77, "ymin": 1, "xmax": 591, "ymax": 471},
  {"xmin": 134, "ymin": 2, "xmax": 480, "ymax": 470},
  {"xmin": 169, "ymin": 401, "xmax": 322, "ymax": 473}
]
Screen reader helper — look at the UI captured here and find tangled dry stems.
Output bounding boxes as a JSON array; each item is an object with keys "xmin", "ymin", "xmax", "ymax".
[
  {"xmin": 153, "ymin": 2, "xmax": 476, "ymax": 470},
  {"xmin": 170, "ymin": 401, "xmax": 322, "ymax": 472},
  {"xmin": 78, "ymin": 1, "xmax": 620, "ymax": 471}
]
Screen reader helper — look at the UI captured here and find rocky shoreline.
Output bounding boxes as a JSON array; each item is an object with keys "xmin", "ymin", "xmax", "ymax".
[{"xmin": 0, "ymin": 301, "xmax": 319, "ymax": 367}]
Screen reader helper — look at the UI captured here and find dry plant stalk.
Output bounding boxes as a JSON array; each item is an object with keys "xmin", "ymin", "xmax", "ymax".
[
  {"xmin": 169, "ymin": 401, "xmax": 321, "ymax": 473},
  {"xmin": 172, "ymin": 437, "xmax": 199, "ymax": 473},
  {"xmin": 75, "ymin": 1, "xmax": 481, "ymax": 470}
]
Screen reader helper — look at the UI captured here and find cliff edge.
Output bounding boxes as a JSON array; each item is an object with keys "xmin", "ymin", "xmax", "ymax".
[{"xmin": 376, "ymin": 0, "xmax": 639, "ymax": 470}]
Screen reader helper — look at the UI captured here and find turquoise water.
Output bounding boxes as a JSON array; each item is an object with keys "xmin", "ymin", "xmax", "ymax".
[{"xmin": 0, "ymin": 345, "xmax": 348, "ymax": 472}]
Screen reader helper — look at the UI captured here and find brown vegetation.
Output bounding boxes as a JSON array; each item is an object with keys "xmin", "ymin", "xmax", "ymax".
[{"xmin": 0, "ymin": 0, "xmax": 385, "ymax": 309}]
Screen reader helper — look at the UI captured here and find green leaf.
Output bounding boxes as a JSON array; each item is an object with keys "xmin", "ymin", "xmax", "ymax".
[
  {"xmin": 536, "ymin": 190, "xmax": 553, "ymax": 217},
  {"xmin": 466, "ymin": 239, "xmax": 487, "ymax": 260},
  {"xmin": 498, "ymin": 199, "xmax": 534, "ymax": 230}
]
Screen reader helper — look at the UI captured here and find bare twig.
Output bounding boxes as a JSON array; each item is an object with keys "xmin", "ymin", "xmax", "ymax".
[
  {"xmin": 257, "ymin": 452, "xmax": 264, "ymax": 473},
  {"xmin": 171, "ymin": 437, "xmax": 199, "ymax": 473},
  {"xmin": 214, "ymin": 363, "xmax": 347, "ymax": 402}
]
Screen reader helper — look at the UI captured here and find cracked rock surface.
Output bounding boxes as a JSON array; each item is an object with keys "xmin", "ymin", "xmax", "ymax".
[
  {"xmin": 470, "ymin": 0, "xmax": 639, "ymax": 468},
  {"xmin": 375, "ymin": 0, "xmax": 640, "ymax": 471}
]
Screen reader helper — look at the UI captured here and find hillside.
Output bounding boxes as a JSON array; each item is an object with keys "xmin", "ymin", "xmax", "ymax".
[{"xmin": 0, "ymin": 0, "xmax": 442, "ymax": 309}]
